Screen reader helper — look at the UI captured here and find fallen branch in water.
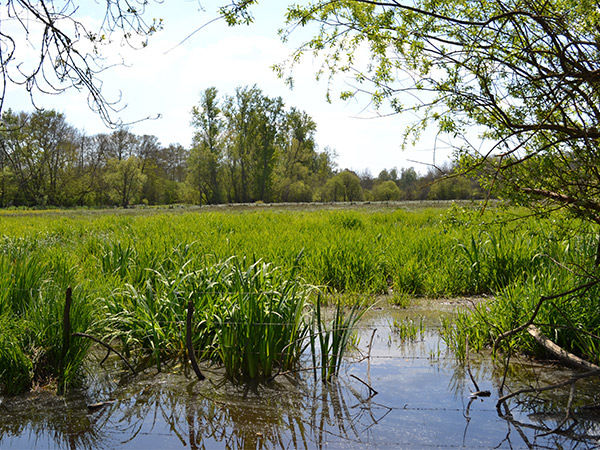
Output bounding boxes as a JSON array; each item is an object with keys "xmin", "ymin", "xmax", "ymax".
[{"xmin": 526, "ymin": 325, "xmax": 600, "ymax": 371}]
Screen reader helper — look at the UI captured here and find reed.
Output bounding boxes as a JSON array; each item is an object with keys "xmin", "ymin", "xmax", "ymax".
[
  {"xmin": 312, "ymin": 295, "xmax": 366, "ymax": 382},
  {"xmin": 392, "ymin": 316, "xmax": 425, "ymax": 342}
]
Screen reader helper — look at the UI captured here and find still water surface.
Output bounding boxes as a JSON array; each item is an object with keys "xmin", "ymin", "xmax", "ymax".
[{"xmin": 1, "ymin": 301, "xmax": 599, "ymax": 449}]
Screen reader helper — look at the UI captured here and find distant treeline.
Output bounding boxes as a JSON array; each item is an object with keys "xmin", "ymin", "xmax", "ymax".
[{"xmin": 0, "ymin": 87, "xmax": 484, "ymax": 208}]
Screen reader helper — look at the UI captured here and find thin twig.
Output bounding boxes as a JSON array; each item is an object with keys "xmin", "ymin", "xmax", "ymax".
[
  {"xmin": 72, "ymin": 332, "xmax": 136, "ymax": 375},
  {"xmin": 186, "ymin": 301, "xmax": 205, "ymax": 381},
  {"xmin": 350, "ymin": 374, "xmax": 378, "ymax": 396},
  {"xmin": 367, "ymin": 328, "xmax": 376, "ymax": 388}
]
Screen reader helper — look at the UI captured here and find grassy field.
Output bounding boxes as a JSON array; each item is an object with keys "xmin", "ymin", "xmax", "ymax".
[{"xmin": 0, "ymin": 201, "xmax": 598, "ymax": 394}]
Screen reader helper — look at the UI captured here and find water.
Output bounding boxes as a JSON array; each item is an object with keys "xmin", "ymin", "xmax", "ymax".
[{"xmin": 1, "ymin": 301, "xmax": 599, "ymax": 449}]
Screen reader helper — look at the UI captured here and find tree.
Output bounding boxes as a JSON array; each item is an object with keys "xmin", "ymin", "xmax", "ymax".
[
  {"xmin": 372, "ymin": 180, "xmax": 402, "ymax": 201},
  {"xmin": 275, "ymin": 108, "xmax": 318, "ymax": 201},
  {"xmin": 269, "ymin": 0, "xmax": 600, "ymax": 233},
  {"xmin": 0, "ymin": 109, "xmax": 81, "ymax": 206},
  {"xmin": 104, "ymin": 156, "xmax": 146, "ymax": 207},
  {"xmin": 189, "ymin": 87, "xmax": 224, "ymax": 205},
  {"xmin": 320, "ymin": 170, "xmax": 364, "ymax": 202}
]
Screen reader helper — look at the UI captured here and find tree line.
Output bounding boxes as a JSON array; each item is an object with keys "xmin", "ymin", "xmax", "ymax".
[{"xmin": 0, "ymin": 86, "xmax": 483, "ymax": 208}]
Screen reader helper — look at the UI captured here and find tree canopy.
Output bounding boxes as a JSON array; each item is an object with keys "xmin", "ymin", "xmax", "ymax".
[{"xmin": 264, "ymin": 0, "xmax": 600, "ymax": 226}]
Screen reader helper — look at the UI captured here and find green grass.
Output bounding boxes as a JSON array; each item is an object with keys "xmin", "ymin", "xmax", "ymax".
[
  {"xmin": 312, "ymin": 295, "xmax": 366, "ymax": 382},
  {"xmin": 0, "ymin": 203, "xmax": 596, "ymax": 394}
]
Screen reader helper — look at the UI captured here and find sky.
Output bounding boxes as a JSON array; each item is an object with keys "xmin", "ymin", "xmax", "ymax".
[{"xmin": 3, "ymin": 0, "xmax": 453, "ymax": 175}]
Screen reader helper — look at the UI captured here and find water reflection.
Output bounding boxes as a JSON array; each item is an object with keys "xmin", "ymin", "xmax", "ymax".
[{"xmin": 1, "ymin": 307, "xmax": 599, "ymax": 449}]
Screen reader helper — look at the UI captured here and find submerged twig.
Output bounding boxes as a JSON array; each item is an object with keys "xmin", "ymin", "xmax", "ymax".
[
  {"xmin": 367, "ymin": 328, "xmax": 376, "ymax": 388},
  {"xmin": 350, "ymin": 374, "xmax": 378, "ymax": 396},
  {"xmin": 465, "ymin": 336, "xmax": 480, "ymax": 392},
  {"xmin": 496, "ymin": 368, "xmax": 600, "ymax": 412},
  {"xmin": 72, "ymin": 332, "xmax": 136, "ymax": 375}
]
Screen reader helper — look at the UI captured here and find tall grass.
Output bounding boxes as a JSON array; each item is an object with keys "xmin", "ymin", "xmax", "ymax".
[
  {"xmin": 100, "ymin": 256, "xmax": 312, "ymax": 379},
  {"xmin": 0, "ymin": 251, "xmax": 95, "ymax": 394},
  {"xmin": 441, "ymin": 264, "xmax": 600, "ymax": 365},
  {"xmin": 312, "ymin": 296, "xmax": 366, "ymax": 382},
  {"xmin": 0, "ymin": 203, "xmax": 593, "ymax": 393}
]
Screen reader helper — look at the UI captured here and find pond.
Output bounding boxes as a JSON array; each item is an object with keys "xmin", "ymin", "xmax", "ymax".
[{"xmin": 1, "ymin": 300, "xmax": 599, "ymax": 449}]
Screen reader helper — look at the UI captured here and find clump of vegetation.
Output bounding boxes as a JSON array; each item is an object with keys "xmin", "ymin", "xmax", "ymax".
[
  {"xmin": 392, "ymin": 317, "xmax": 425, "ymax": 342},
  {"xmin": 0, "ymin": 253, "xmax": 95, "ymax": 394},
  {"xmin": 441, "ymin": 250, "xmax": 600, "ymax": 367},
  {"xmin": 312, "ymin": 296, "xmax": 366, "ymax": 382}
]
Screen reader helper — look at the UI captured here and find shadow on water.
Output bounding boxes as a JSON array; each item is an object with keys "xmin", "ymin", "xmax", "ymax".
[{"xmin": 1, "ymin": 302, "xmax": 599, "ymax": 449}]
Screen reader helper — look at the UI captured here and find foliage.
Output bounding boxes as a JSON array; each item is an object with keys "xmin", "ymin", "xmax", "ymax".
[
  {"xmin": 372, "ymin": 180, "xmax": 402, "ymax": 201},
  {"xmin": 260, "ymin": 0, "xmax": 600, "ymax": 249},
  {"xmin": 441, "ymin": 265, "xmax": 600, "ymax": 366},
  {"xmin": 104, "ymin": 157, "xmax": 147, "ymax": 208},
  {"xmin": 319, "ymin": 170, "xmax": 364, "ymax": 202},
  {"xmin": 0, "ymin": 106, "xmax": 486, "ymax": 208}
]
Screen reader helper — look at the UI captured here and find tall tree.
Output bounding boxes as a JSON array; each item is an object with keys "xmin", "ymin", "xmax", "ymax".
[
  {"xmin": 253, "ymin": 94, "xmax": 284, "ymax": 202},
  {"xmin": 104, "ymin": 156, "xmax": 146, "ymax": 208},
  {"xmin": 222, "ymin": 85, "xmax": 282, "ymax": 203},
  {"xmin": 189, "ymin": 87, "xmax": 224, "ymax": 204},
  {"xmin": 276, "ymin": 108, "xmax": 318, "ymax": 202}
]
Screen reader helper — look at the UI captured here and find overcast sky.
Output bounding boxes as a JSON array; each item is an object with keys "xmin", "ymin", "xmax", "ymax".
[{"xmin": 3, "ymin": 0, "xmax": 453, "ymax": 175}]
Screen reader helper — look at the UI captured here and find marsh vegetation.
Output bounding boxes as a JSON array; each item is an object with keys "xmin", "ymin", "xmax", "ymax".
[{"xmin": 0, "ymin": 202, "xmax": 599, "ymax": 448}]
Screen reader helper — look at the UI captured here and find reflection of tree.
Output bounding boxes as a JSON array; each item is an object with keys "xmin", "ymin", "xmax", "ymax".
[
  {"xmin": 446, "ymin": 350, "xmax": 600, "ymax": 449},
  {"xmin": 0, "ymin": 367, "xmax": 390, "ymax": 450}
]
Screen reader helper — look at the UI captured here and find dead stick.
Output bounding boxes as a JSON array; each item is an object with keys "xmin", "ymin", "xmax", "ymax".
[
  {"xmin": 61, "ymin": 287, "xmax": 72, "ymax": 364},
  {"xmin": 57, "ymin": 287, "xmax": 73, "ymax": 393},
  {"xmin": 527, "ymin": 325, "xmax": 600, "ymax": 371},
  {"xmin": 186, "ymin": 301, "xmax": 205, "ymax": 381},
  {"xmin": 72, "ymin": 332, "xmax": 136, "ymax": 375},
  {"xmin": 367, "ymin": 328, "xmax": 376, "ymax": 388},
  {"xmin": 350, "ymin": 374, "xmax": 378, "ymax": 396},
  {"xmin": 465, "ymin": 336, "xmax": 481, "ymax": 393}
]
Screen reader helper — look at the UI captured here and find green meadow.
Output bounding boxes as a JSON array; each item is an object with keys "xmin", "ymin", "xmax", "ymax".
[{"xmin": 1, "ymin": 202, "xmax": 598, "ymax": 394}]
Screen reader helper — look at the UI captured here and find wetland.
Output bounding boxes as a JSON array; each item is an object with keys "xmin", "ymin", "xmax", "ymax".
[{"xmin": 1, "ymin": 203, "xmax": 599, "ymax": 448}]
